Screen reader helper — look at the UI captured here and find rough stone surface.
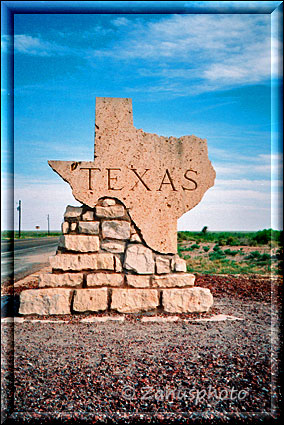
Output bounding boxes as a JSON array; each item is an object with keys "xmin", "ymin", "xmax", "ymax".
[
  {"xmin": 162, "ymin": 287, "xmax": 213, "ymax": 313},
  {"xmin": 59, "ymin": 235, "xmax": 99, "ymax": 252},
  {"xmin": 73, "ymin": 288, "xmax": 108, "ymax": 312},
  {"xmin": 102, "ymin": 198, "xmax": 116, "ymax": 207},
  {"xmin": 39, "ymin": 273, "xmax": 83, "ymax": 288},
  {"xmin": 152, "ymin": 273, "xmax": 195, "ymax": 288},
  {"xmin": 172, "ymin": 255, "xmax": 187, "ymax": 272},
  {"xmin": 126, "ymin": 275, "xmax": 151, "ymax": 288},
  {"xmin": 49, "ymin": 97, "xmax": 216, "ymax": 254},
  {"xmin": 64, "ymin": 206, "xmax": 83, "ymax": 219},
  {"xmin": 50, "ymin": 253, "xmax": 114, "ymax": 271},
  {"xmin": 82, "ymin": 210, "xmax": 94, "ymax": 221},
  {"xmin": 96, "ymin": 205, "xmax": 125, "ymax": 219},
  {"xmin": 111, "ymin": 289, "xmax": 159, "ymax": 313},
  {"xmin": 101, "ymin": 240, "xmax": 126, "ymax": 253},
  {"xmin": 19, "ymin": 288, "xmax": 72, "ymax": 315},
  {"xmin": 124, "ymin": 244, "xmax": 155, "ymax": 274},
  {"xmin": 62, "ymin": 222, "xmax": 69, "ymax": 234},
  {"xmin": 114, "ymin": 255, "xmax": 123, "ymax": 272},
  {"xmin": 156, "ymin": 256, "xmax": 171, "ymax": 274},
  {"xmin": 102, "ymin": 220, "xmax": 130, "ymax": 240},
  {"xmin": 78, "ymin": 221, "xmax": 100, "ymax": 235},
  {"xmin": 70, "ymin": 222, "xmax": 77, "ymax": 232},
  {"xmin": 87, "ymin": 273, "xmax": 124, "ymax": 287},
  {"xmin": 130, "ymin": 232, "xmax": 142, "ymax": 243}
]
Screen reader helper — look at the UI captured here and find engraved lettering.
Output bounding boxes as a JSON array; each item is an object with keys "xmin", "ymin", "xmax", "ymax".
[
  {"xmin": 130, "ymin": 168, "xmax": 151, "ymax": 191},
  {"xmin": 80, "ymin": 167, "xmax": 101, "ymax": 190},
  {"xmin": 107, "ymin": 168, "xmax": 123, "ymax": 190},
  {"xmin": 182, "ymin": 169, "xmax": 198, "ymax": 191},
  {"xmin": 157, "ymin": 169, "xmax": 177, "ymax": 191}
]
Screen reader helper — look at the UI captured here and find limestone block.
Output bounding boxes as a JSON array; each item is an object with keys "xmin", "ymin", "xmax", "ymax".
[
  {"xmin": 62, "ymin": 221, "xmax": 69, "ymax": 234},
  {"xmin": 78, "ymin": 221, "xmax": 100, "ymax": 235},
  {"xmin": 156, "ymin": 256, "xmax": 171, "ymax": 274},
  {"xmin": 73, "ymin": 288, "xmax": 108, "ymax": 312},
  {"xmin": 102, "ymin": 220, "xmax": 130, "ymax": 240},
  {"xmin": 114, "ymin": 255, "xmax": 123, "ymax": 272},
  {"xmin": 130, "ymin": 232, "xmax": 142, "ymax": 243},
  {"xmin": 124, "ymin": 244, "xmax": 155, "ymax": 274},
  {"xmin": 39, "ymin": 273, "xmax": 83, "ymax": 288},
  {"xmin": 19, "ymin": 288, "xmax": 72, "ymax": 315},
  {"xmin": 50, "ymin": 253, "xmax": 114, "ymax": 271},
  {"xmin": 70, "ymin": 222, "xmax": 77, "ymax": 232},
  {"xmin": 172, "ymin": 255, "xmax": 187, "ymax": 272},
  {"xmin": 126, "ymin": 275, "xmax": 151, "ymax": 288},
  {"xmin": 96, "ymin": 205, "xmax": 125, "ymax": 218},
  {"xmin": 64, "ymin": 205, "xmax": 83, "ymax": 219},
  {"xmin": 152, "ymin": 273, "xmax": 195, "ymax": 288},
  {"xmin": 162, "ymin": 287, "xmax": 213, "ymax": 313},
  {"xmin": 82, "ymin": 210, "xmax": 94, "ymax": 221},
  {"xmin": 58, "ymin": 235, "xmax": 99, "ymax": 253},
  {"xmin": 87, "ymin": 273, "xmax": 124, "ymax": 287},
  {"xmin": 101, "ymin": 240, "xmax": 126, "ymax": 253},
  {"xmin": 111, "ymin": 289, "xmax": 159, "ymax": 313},
  {"xmin": 102, "ymin": 198, "xmax": 116, "ymax": 206},
  {"xmin": 49, "ymin": 98, "xmax": 216, "ymax": 254}
]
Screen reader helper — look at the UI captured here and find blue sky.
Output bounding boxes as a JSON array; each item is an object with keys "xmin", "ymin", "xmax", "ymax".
[{"xmin": 1, "ymin": 1, "xmax": 283, "ymax": 231}]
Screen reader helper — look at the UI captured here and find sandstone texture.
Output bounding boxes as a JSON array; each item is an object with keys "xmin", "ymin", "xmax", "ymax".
[
  {"xmin": 156, "ymin": 256, "xmax": 171, "ymax": 274},
  {"xmin": 49, "ymin": 97, "xmax": 216, "ymax": 254},
  {"xmin": 73, "ymin": 288, "xmax": 108, "ymax": 312},
  {"xmin": 172, "ymin": 256, "xmax": 187, "ymax": 272},
  {"xmin": 162, "ymin": 287, "xmax": 214, "ymax": 313},
  {"xmin": 101, "ymin": 240, "xmax": 126, "ymax": 253},
  {"xmin": 59, "ymin": 235, "xmax": 99, "ymax": 252},
  {"xmin": 19, "ymin": 288, "xmax": 72, "ymax": 315},
  {"xmin": 111, "ymin": 289, "xmax": 159, "ymax": 313},
  {"xmin": 50, "ymin": 253, "xmax": 114, "ymax": 271},
  {"xmin": 96, "ymin": 205, "xmax": 125, "ymax": 219},
  {"xmin": 126, "ymin": 275, "xmax": 151, "ymax": 288},
  {"xmin": 82, "ymin": 210, "xmax": 94, "ymax": 221},
  {"xmin": 152, "ymin": 273, "xmax": 195, "ymax": 288},
  {"xmin": 124, "ymin": 244, "xmax": 155, "ymax": 274},
  {"xmin": 39, "ymin": 273, "xmax": 83, "ymax": 288},
  {"xmin": 87, "ymin": 273, "xmax": 124, "ymax": 287},
  {"xmin": 78, "ymin": 221, "xmax": 100, "ymax": 235},
  {"xmin": 102, "ymin": 220, "xmax": 130, "ymax": 240},
  {"xmin": 64, "ymin": 206, "xmax": 83, "ymax": 219}
]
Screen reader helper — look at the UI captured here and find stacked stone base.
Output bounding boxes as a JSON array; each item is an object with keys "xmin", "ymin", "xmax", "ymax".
[{"xmin": 19, "ymin": 199, "xmax": 214, "ymax": 315}]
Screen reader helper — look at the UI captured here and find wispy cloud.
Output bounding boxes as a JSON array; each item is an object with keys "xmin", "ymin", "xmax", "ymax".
[
  {"xmin": 2, "ymin": 34, "xmax": 76, "ymax": 57},
  {"xmin": 93, "ymin": 14, "xmax": 272, "ymax": 94}
]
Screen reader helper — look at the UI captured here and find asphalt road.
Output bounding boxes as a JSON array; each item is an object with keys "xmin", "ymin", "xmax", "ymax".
[{"xmin": 1, "ymin": 237, "xmax": 59, "ymax": 282}]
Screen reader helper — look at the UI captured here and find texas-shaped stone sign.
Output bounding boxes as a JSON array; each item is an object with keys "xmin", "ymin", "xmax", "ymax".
[{"xmin": 49, "ymin": 97, "xmax": 215, "ymax": 254}]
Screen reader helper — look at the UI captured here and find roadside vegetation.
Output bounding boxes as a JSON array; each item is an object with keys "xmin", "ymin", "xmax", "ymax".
[
  {"xmin": 1, "ymin": 231, "xmax": 61, "ymax": 240},
  {"xmin": 178, "ymin": 228, "xmax": 283, "ymax": 275}
]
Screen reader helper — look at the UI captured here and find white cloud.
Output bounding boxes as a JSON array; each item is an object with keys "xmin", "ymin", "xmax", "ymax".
[
  {"xmin": 12, "ymin": 34, "xmax": 74, "ymax": 56},
  {"xmin": 91, "ymin": 14, "xmax": 272, "ymax": 94}
]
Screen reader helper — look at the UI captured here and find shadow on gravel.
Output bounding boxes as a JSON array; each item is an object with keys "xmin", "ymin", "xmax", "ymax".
[{"xmin": 1, "ymin": 295, "xmax": 20, "ymax": 317}]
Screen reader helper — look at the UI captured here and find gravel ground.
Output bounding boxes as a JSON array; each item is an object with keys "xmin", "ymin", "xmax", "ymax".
[{"xmin": 1, "ymin": 275, "xmax": 282, "ymax": 424}]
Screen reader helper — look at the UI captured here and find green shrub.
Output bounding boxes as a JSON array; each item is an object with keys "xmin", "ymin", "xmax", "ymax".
[
  {"xmin": 191, "ymin": 243, "xmax": 200, "ymax": 250},
  {"xmin": 203, "ymin": 246, "xmax": 210, "ymax": 252},
  {"xmin": 245, "ymin": 251, "xmax": 271, "ymax": 263},
  {"xmin": 224, "ymin": 249, "xmax": 239, "ymax": 256},
  {"xmin": 209, "ymin": 251, "xmax": 226, "ymax": 261}
]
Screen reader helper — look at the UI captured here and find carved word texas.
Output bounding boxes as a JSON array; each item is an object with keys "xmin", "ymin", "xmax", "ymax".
[{"xmin": 77, "ymin": 166, "xmax": 198, "ymax": 192}]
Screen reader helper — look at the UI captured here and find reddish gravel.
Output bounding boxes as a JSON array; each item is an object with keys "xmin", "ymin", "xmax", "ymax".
[{"xmin": 1, "ymin": 273, "xmax": 282, "ymax": 424}]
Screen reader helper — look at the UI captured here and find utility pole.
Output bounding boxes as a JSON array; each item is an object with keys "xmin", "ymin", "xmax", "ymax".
[
  {"xmin": 17, "ymin": 200, "xmax": 21, "ymax": 238},
  {"xmin": 47, "ymin": 214, "xmax": 50, "ymax": 236}
]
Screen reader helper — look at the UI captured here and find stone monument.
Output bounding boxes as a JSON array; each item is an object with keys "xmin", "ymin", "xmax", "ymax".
[{"xmin": 19, "ymin": 97, "xmax": 216, "ymax": 315}]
